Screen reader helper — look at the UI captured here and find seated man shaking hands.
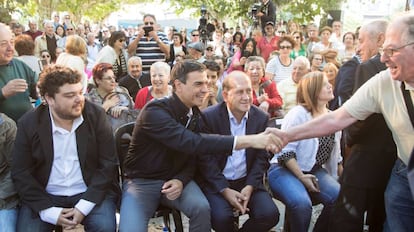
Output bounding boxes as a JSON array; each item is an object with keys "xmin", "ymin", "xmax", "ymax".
[
  {"xmin": 196, "ymin": 71, "xmax": 280, "ymax": 232},
  {"xmin": 119, "ymin": 61, "xmax": 282, "ymax": 232}
]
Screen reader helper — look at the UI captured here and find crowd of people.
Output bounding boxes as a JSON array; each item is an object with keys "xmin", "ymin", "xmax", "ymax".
[{"xmin": 1, "ymin": 3, "xmax": 414, "ymax": 232}]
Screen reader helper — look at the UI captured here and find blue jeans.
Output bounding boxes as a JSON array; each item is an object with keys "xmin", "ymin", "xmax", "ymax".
[
  {"xmin": 16, "ymin": 194, "xmax": 117, "ymax": 232},
  {"xmin": 0, "ymin": 207, "xmax": 18, "ymax": 232},
  {"xmin": 119, "ymin": 179, "xmax": 210, "ymax": 232},
  {"xmin": 383, "ymin": 159, "xmax": 414, "ymax": 232},
  {"xmin": 268, "ymin": 164, "xmax": 340, "ymax": 232}
]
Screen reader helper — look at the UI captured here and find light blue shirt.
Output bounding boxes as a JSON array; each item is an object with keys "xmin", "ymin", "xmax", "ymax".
[{"xmin": 223, "ymin": 107, "xmax": 248, "ymax": 180}]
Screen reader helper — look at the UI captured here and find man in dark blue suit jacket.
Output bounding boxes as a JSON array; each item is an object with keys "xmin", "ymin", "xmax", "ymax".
[{"xmin": 197, "ymin": 71, "xmax": 279, "ymax": 232}]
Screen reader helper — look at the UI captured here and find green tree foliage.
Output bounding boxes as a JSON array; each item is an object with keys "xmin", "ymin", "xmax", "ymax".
[
  {"xmin": 165, "ymin": 0, "xmax": 344, "ymax": 24},
  {"xmin": 0, "ymin": 0, "xmax": 27, "ymax": 23},
  {"xmin": 13, "ymin": 0, "xmax": 146, "ymax": 25}
]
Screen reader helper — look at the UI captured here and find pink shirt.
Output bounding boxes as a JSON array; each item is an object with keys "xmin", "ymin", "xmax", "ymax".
[{"xmin": 257, "ymin": 36, "xmax": 279, "ymax": 62}]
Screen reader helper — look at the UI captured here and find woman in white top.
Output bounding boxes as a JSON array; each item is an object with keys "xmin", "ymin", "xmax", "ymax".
[
  {"xmin": 96, "ymin": 31, "xmax": 128, "ymax": 81},
  {"xmin": 265, "ymin": 36, "xmax": 295, "ymax": 83},
  {"xmin": 56, "ymin": 35, "xmax": 88, "ymax": 93},
  {"xmin": 268, "ymin": 71, "xmax": 342, "ymax": 232}
]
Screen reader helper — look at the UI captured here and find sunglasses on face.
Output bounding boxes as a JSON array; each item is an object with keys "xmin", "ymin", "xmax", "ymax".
[
  {"xmin": 191, "ymin": 34, "xmax": 199, "ymax": 37},
  {"xmin": 66, "ymin": 28, "xmax": 74, "ymax": 31},
  {"xmin": 144, "ymin": 22, "xmax": 154, "ymax": 25},
  {"xmin": 279, "ymin": 46, "xmax": 292, "ymax": 49},
  {"xmin": 206, "ymin": 48, "xmax": 213, "ymax": 51},
  {"xmin": 42, "ymin": 54, "xmax": 50, "ymax": 58},
  {"xmin": 118, "ymin": 39, "xmax": 125, "ymax": 42}
]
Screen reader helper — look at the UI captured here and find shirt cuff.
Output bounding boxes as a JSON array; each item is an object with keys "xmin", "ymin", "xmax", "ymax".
[
  {"xmin": 232, "ymin": 136, "xmax": 238, "ymax": 150},
  {"xmin": 75, "ymin": 199, "xmax": 96, "ymax": 217},
  {"xmin": 39, "ymin": 207, "xmax": 63, "ymax": 225}
]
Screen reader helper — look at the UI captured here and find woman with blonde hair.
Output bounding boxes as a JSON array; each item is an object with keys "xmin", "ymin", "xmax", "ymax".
[
  {"xmin": 268, "ymin": 71, "xmax": 342, "ymax": 232},
  {"xmin": 323, "ymin": 62, "xmax": 339, "ymax": 88},
  {"xmin": 56, "ymin": 34, "xmax": 88, "ymax": 92}
]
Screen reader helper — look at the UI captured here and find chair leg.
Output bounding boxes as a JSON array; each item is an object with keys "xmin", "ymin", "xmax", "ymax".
[
  {"xmin": 172, "ymin": 209, "xmax": 184, "ymax": 232},
  {"xmin": 163, "ymin": 213, "xmax": 171, "ymax": 232},
  {"xmin": 233, "ymin": 216, "xmax": 239, "ymax": 231}
]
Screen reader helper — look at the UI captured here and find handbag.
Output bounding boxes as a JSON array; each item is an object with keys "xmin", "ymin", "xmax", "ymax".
[{"xmin": 103, "ymin": 91, "xmax": 140, "ymax": 130}]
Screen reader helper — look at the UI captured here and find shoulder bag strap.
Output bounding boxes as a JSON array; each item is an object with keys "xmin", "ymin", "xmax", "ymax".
[{"xmin": 401, "ymin": 81, "xmax": 414, "ymax": 129}]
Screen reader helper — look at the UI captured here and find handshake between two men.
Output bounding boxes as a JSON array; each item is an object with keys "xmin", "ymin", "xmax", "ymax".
[{"xmin": 235, "ymin": 127, "xmax": 288, "ymax": 154}]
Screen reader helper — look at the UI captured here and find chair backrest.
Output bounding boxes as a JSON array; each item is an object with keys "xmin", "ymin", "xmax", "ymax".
[{"xmin": 114, "ymin": 121, "xmax": 135, "ymax": 181}]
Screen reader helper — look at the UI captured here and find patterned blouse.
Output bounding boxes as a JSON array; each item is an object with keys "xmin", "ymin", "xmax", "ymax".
[{"xmin": 277, "ymin": 133, "xmax": 335, "ymax": 167}]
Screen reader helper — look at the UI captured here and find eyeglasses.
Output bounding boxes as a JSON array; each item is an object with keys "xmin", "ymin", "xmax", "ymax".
[
  {"xmin": 279, "ymin": 46, "xmax": 292, "ymax": 50},
  {"xmin": 144, "ymin": 22, "xmax": 154, "ymax": 25},
  {"xmin": 102, "ymin": 76, "xmax": 116, "ymax": 81},
  {"xmin": 66, "ymin": 28, "xmax": 74, "ymax": 31},
  {"xmin": 42, "ymin": 54, "xmax": 50, "ymax": 58},
  {"xmin": 382, "ymin": 41, "xmax": 414, "ymax": 57},
  {"xmin": 191, "ymin": 34, "xmax": 199, "ymax": 37}
]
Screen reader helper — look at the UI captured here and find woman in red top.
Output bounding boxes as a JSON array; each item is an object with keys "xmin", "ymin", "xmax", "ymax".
[
  {"xmin": 245, "ymin": 56, "xmax": 283, "ymax": 117},
  {"xmin": 134, "ymin": 61, "xmax": 172, "ymax": 109}
]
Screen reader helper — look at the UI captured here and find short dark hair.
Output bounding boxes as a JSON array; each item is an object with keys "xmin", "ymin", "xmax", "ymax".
[
  {"xmin": 171, "ymin": 60, "xmax": 206, "ymax": 91},
  {"xmin": 143, "ymin": 14, "xmax": 156, "ymax": 22},
  {"xmin": 108, "ymin": 31, "xmax": 126, "ymax": 47},
  {"xmin": 203, "ymin": 60, "xmax": 220, "ymax": 74},
  {"xmin": 173, "ymin": 32, "xmax": 183, "ymax": 44},
  {"xmin": 38, "ymin": 65, "xmax": 82, "ymax": 98}
]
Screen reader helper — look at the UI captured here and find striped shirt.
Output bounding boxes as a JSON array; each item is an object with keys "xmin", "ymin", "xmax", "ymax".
[{"xmin": 134, "ymin": 32, "xmax": 169, "ymax": 72}]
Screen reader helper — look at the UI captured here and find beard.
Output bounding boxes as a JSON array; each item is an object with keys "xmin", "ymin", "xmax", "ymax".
[{"xmin": 53, "ymin": 101, "xmax": 84, "ymax": 121}]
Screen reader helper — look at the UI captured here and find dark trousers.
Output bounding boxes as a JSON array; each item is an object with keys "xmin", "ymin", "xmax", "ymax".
[
  {"xmin": 329, "ymin": 183, "xmax": 386, "ymax": 232},
  {"xmin": 17, "ymin": 193, "xmax": 117, "ymax": 232},
  {"xmin": 204, "ymin": 177, "xmax": 279, "ymax": 232}
]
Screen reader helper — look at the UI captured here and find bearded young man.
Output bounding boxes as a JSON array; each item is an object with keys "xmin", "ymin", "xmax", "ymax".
[{"xmin": 12, "ymin": 65, "xmax": 119, "ymax": 232}]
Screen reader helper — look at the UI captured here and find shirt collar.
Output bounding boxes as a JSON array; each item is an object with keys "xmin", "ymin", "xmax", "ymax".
[
  {"xmin": 226, "ymin": 106, "xmax": 249, "ymax": 125},
  {"xmin": 49, "ymin": 107, "xmax": 84, "ymax": 134}
]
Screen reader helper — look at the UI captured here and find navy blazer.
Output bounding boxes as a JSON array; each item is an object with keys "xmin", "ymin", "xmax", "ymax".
[
  {"xmin": 196, "ymin": 102, "xmax": 270, "ymax": 193},
  {"xmin": 11, "ymin": 101, "xmax": 119, "ymax": 213},
  {"xmin": 330, "ymin": 56, "xmax": 360, "ymax": 110}
]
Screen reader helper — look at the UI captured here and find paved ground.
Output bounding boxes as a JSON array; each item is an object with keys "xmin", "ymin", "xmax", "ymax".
[{"xmin": 63, "ymin": 199, "xmax": 322, "ymax": 232}]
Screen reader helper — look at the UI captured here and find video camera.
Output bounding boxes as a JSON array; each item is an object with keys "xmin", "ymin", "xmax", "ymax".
[
  {"xmin": 250, "ymin": 3, "xmax": 262, "ymax": 20},
  {"xmin": 198, "ymin": 5, "xmax": 209, "ymax": 43}
]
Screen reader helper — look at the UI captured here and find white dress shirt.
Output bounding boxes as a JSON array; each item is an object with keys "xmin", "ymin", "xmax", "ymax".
[{"xmin": 39, "ymin": 111, "xmax": 95, "ymax": 225}]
